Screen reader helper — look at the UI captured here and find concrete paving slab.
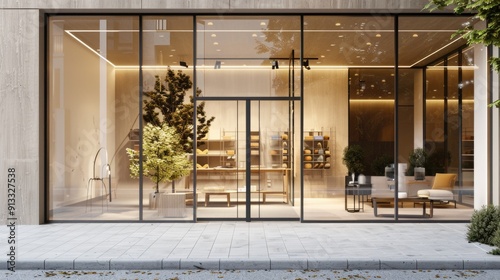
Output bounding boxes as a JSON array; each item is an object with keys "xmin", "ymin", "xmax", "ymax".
[
  {"xmin": 307, "ymin": 259, "xmax": 348, "ymax": 270},
  {"xmin": 110, "ymin": 259, "xmax": 162, "ymax": 270},
  {"xmin": 16, "ymin": 259, "xmax": 44, "ymax": 270},
  {"xmin": 347, "ymin": 259, "xmax": 381, "ymax": 270},
  {"xmin": 380, "ymin": 259, "xmax": 417, "ymax": 270},
  {"xmin": 180, "ymin": 259, "xmax": 220, "ymax": 270},
  {"xmin": 74, "ymin": 259, "xmax": 110, "ymax": 270},
  {"xmin": 416, "ymin": 259, "xmax": 464, "ymax": 270},
  {"xmin": 220, "ymin": 259, "xmax": 270, "ymax": 270},
  {"xmin": 44, "ymin": 259, "xmax": 74, "ymax": 270},
  {"xmin": 3, "ymin": 222, "xmax": 500, "ymax": 271}
]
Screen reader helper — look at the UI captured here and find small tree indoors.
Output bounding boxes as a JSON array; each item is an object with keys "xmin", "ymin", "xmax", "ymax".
[
  {"xmin": 143, "ymin": 69, "xmax": 215, "ymax": 153},
  {"xmin": 126, "ymin": 123, "xmax": 191, "ymax": 194}
]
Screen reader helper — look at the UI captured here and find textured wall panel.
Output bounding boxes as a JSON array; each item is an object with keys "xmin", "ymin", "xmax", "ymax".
[
  {"xmin": 0, "ymin": 9, "xmax": 41, "ymax": 224},
  {"xmin": 228, "ymin": 0, "xmax": 431, "ymax": 12},
  {"xmin": 141, "ymin": 0, "xmax": 230, "ymax": 11},
  {"xmin": 0, "ymin": 0, "xmax": 437, "ymax": 12},
  {"xmin": 0, "ymin": 0, "xmax": 141, "ymax": 9}
]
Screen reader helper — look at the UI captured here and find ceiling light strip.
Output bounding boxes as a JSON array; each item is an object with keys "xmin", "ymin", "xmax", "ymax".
[
  {"xmin": 410, "ymin": 36, "xmax": 464, "ymax": 67},
  {"xmin": 64, "ymin": 30, "xmax": 115, "ymax": 67}
]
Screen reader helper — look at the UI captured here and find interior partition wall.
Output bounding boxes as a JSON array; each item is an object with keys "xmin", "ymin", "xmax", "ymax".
[{"xmin": 47, "ymin": 13, "xmax": 477, "ymax": 222}]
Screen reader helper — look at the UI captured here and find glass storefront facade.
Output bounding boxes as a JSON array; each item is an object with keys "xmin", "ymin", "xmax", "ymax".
[{"xmin": 47, "ymin": 14, "xmax": 477, "ymax": 222}]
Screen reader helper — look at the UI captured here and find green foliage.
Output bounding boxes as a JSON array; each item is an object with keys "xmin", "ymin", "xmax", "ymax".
[
  {"xmin": 126, "ymin": 123, "xmax": 191, "ymax": 193},
  {"xmin": 492, "ymin": 222, "xmax": 500, "ymax": 248},
  {"xmin": 425, "ymin": 0, "xmax": 500, "ymax": 106},
  {"xmin": 371, "ymin": 154, "xmax": 393, "ymax": 176},
  {"xmin": 466, "ymin": 204, "xmax": 500, "ymax": 246},
  {"xmin": 407, "ymin": 148, "xmax": 427, "ymax": 176},
  {"xmin": 342, "ymin": 145, "xmax": 365, "ymax": 175},
  {"xmin": 143, "ymin": 69, "xmax": 215, "ymax": 153}
]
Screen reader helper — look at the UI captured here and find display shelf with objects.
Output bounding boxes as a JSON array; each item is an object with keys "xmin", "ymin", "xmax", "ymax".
[
  {"xmin": 195, "ymin": 130, "xmax": 236, "ymax": 169},
  {"xmin": 268, "ymin": 131, "xmax": 290, "ymax": 169},
  {"xmin": 303, "ymin": 128, "xmax": 334, "ymax": 170},
  {"xmin": 249, "ymin": 131, "xmax": 261, "ymax": 167}
]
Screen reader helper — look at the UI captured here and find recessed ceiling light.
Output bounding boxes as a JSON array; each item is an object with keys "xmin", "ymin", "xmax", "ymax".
[
  {"xmin": 171, "ymin": 49, "xmax": 176, "ymax": 52},
  {"xmin": 412, "ymin": 34, "xmax": 419, "ymax": 38},
  {"xmin": 330, "ymin": 43, "xmax": 336, "ymax": 47},
  {"xmin": 326, "ymin": 49, "xmax": 331, "ymax": 52},
  {"xmin": 169, "ymin": 54, "xmax": 173, "ymax": 57},
  {"xmin": 335, "ymin": 22, "xmax": 341, "ymax": 26},
  {"xmin": 207, "ymin": 22, "xmax": 213, "ymax": 26},
  {"xmin": 321, "ymin": 55, "xmax": 325, "ymax": 58},
  {"xmin": 213, "ymin": 42, "xmax": 219, "ymax": 45},
  {"xmin": 354, "ymin": 73, "xmax": 359, "ymax": 76},
  {"xmin": 252, "ymin": 33, "xmax": 257, "ymax": 37},
  {"xmin": 382, "ymin": 79, "xmax": 386, "ymax": 82},
  {"xmin": 366, "ymin": 42, "xmax": 372, "ymax": 46},
  {"xmin": 260, "ymin": 22, "xmax": 266, "ymax": 26},
  {"xmin": 211, "ymin": 34, "xmax": 217, "ymax": 37},
  {"xmin": 376, "ymin": 34, "xmax": 381, "ymax": 37},
  {"xmin": 338, "ymin": 35, "xmax": 344, "ymax": 38},
  {"xmin": 216, "ymin": 49, "xmax": 221, "ymax": 52}
]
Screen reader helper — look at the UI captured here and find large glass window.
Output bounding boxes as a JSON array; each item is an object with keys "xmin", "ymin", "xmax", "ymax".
[
  {"xmin": 303, "ymin": 16, "xmax": 395, "ymax": 220},
  {"xmin": 48, "ymin": 16, "xmax": 140, "ymax": 220},
  {"xmin": 47, "ymin": 14, "xmax": 477, "ymax": 222}
]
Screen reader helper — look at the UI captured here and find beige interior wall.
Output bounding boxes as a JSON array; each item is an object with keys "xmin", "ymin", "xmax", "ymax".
[
  {"xmin": 303, "ymin": 69, "xmax": 349, "ymax": 194},
  {"xmin": 49, "ymin": 29, "xmax": 116, "ymax": 207}
]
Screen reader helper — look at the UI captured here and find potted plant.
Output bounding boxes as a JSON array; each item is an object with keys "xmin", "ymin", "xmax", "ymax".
[
  {"xmin": 342, "ymin": 145, "xmax": 365, "ymax": 182},
  {"xmin": 408, "ymin": 147, "xmax": 427, "ymax": 180},
  {"xmin": 126, "ymin": 123, "xmax": 191, "ymax": 209}
]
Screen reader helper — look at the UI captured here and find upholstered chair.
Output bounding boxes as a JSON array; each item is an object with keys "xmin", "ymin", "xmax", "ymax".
[{"xmin": 417, "ymin": 173, "xmax": 457, "ymax": 207}]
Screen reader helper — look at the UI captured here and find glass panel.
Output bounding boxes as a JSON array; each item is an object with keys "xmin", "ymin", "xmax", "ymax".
[
  {"xmin": 195, "ymin": 100, "xmax": 244, "ymax": 219},
  {"xmin": 48, "ymin": 16, "xmax": 140, "ymax": 220},
  {"xmin": 195, "ymin": 100, "xmax": 299, "ymax": 219},
  {"xmin": 195, "ymin": 16, "xmax": 301, "ymax": 97},
  {"xmin": 251, "ymin": 100, "xmax": 298, "ymax": 219},
  {"xmin": 141, "ymin": 16, "xmax": 194, "ymax": 221},
  {"xmin": 303, "ymin": 16, "xmax": 395, "ymax": 220},
  {"xmin": 460, "ymin": 47, "xmax": 475, "ymax": 206},
  {"xmin": 403, "ymin": 15, "xmax": 475, "ymax": 220}
]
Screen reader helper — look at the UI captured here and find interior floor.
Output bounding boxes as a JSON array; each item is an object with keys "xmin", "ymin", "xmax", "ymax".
[{"xmin": 50, "ymin": 186, "xmax": 474, "ymax": 221}]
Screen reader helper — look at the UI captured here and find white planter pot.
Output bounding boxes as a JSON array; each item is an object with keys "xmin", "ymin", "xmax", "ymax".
[{"xmin": 149, "ymin": 192, "xmax": 164, "ymax": 210}]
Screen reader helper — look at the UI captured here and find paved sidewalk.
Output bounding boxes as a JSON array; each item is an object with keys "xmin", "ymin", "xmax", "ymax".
[{"xmin": 2, "ymin": 222, "xmax": 500, "ymax": 270}]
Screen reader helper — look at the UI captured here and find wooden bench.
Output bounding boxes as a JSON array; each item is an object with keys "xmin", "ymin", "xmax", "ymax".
[
  {"xmin": 204, "ymin": 191, "xmax": 288, "ymax": 206},
  {"xmin": 261, "ymin": 191, "xmax": 287, "ymax": 203},
  {"xmin": 205, "ymin": 192, "xmax": 231, "ymax": 207}
]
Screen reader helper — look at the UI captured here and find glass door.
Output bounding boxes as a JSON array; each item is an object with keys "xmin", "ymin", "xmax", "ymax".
[{"xmin": 195, "ymin": 99, "xmax": 298, "ymax": 220}]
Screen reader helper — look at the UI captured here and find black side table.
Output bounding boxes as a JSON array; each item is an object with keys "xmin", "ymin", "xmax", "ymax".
[{"xmin": 345, "ymin": 183, "xmax": 372, "ymax": 212}]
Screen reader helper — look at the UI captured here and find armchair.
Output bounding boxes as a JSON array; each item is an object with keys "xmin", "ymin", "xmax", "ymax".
[{"xmin": 417, "ymin": 173, "xmax": 457, "ymax": 207}]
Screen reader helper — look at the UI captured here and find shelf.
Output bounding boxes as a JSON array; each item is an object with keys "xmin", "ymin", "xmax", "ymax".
[{"xmin": 303, "ymin": 128, "xmax": 334, "ymax": 170}]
